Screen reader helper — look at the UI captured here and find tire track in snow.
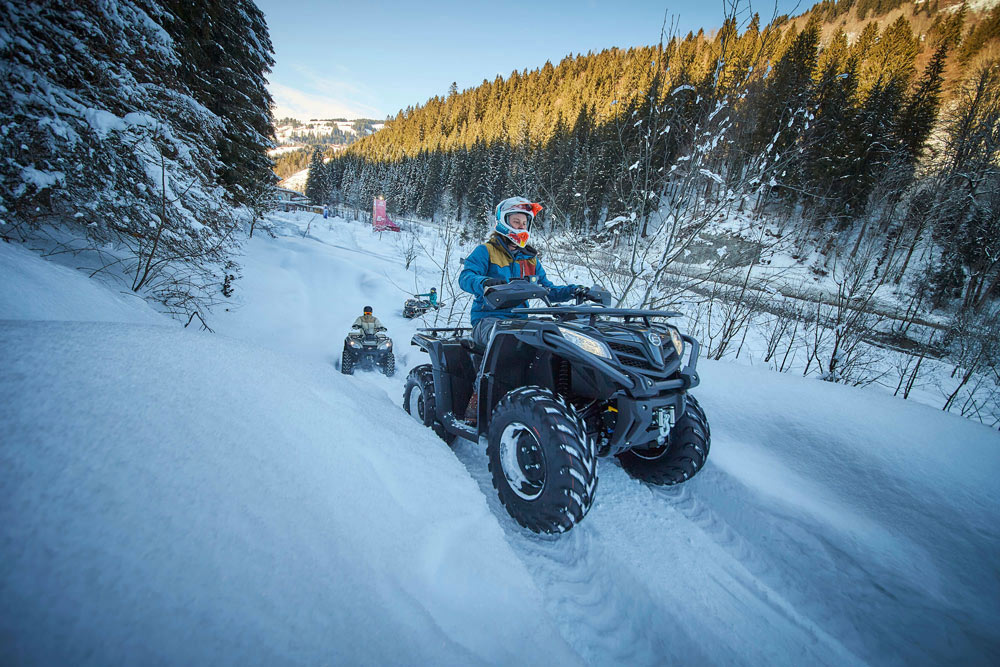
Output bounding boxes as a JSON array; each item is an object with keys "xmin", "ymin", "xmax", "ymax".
[
  {"xmin": 659, "ymin": 461, "xmax": 986, "ymax": 665},
  {"xmin": 451, "ymin": 439, "xmax": 709, "ymax": 665},
  {"xmin": 591, "ymin": 464, "xmax": 865, "ymax": 665},
  {"xmin": 453, "ymin": 433, "xmax": 862, "ymax": 665}
]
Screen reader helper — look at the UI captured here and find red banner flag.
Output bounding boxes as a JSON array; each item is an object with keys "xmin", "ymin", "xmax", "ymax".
[
  {"xmin": 373, "ymin": 197, "xmax": 387, "ymax": 227},
  {"xmin": 372, "ymin": 197, "xmax": 400, "ymax": 232}
]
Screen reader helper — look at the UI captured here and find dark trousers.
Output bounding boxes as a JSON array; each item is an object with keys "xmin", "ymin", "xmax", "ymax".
[{"xmin": 471, "ymin": 317, "xmax": 502, "ymax": 350}]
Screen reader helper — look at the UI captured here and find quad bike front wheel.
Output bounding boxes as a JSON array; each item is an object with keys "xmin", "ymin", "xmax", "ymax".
[
  {"xmin": 381, "ymin": 353, "xmax": 396, "ymax": 377},
  {"xmin": 616, "ymin": 394, "xmax": 710, "ymax": 485},
  {"xmin": 340, "ymin": 346, "xmax": 354, "ymax": 375},
  {"xmin": 487, "ymin": 386, "xmax": 597, "ymax": 534},
  {"xmin": 403, "ymin": 364, "xmax": 455, "ymax": 445}
]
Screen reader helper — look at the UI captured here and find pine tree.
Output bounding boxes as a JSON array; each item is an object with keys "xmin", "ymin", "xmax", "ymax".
[
  {"xmin": 304, "ymin": 149, "xmax": 326, "ymax": 204},
  {"xmin": 898, "ymin": 42, "xmax": 948, "ymax": 162}
]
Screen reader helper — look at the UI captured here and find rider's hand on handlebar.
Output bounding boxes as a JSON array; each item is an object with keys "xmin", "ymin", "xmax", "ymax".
[
  {"xmin": 574, "ymin": 286, "xmax": 603, "ymax": 303},
  {"xmin": 481, "ymin": 277, "xmax": 507, "ymax": 291}
]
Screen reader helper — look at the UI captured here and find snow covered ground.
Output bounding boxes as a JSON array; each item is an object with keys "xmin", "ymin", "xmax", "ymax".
[{"xmin": 2, "ymin": 212, "xmax": 999, "ymax": 664}]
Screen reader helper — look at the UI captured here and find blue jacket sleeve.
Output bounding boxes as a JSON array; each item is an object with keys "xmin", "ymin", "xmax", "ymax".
[
  {"xmin": 459, "ymin": 245, "xmax": 492, "ymax": 297},
  {"xmin": 535, "ymin": 259, "xmax": 577, "ymax": 302}
]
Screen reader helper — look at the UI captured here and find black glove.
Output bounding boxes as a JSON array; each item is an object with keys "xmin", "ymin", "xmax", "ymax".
[
  {"xmin": 574, "ymin": 286, "xmax": 603, "ymax": 303},
  {"xmin": 351, "ymin": 324, "xmax": 361, "ymax": 329},
  {"xmin": 481, "ymin": 277, "xmax": 507, "ymax": 291},
  {"xmin": 376, "ymin": 326, "xmax": 387, "ymax": 332}
]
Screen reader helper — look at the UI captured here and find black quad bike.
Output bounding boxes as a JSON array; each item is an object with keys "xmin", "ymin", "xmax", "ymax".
[
  {"xmin": 403, "ymin": 298, "xmax": 443, "ymax": 319},
  {"xmin": 403, "ymin": 281, "xmax": 710, "ymax": 534},
  {"xmin": 342, "ymin": 326, "xmax": 395, "ymax": 376}
]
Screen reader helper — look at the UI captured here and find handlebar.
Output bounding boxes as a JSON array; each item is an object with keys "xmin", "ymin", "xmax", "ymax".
[{"xmin": 482, "ymin": 282, "xmax": 611, "ymax": 309}]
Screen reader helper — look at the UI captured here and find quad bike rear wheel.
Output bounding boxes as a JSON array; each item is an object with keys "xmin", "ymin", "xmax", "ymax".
[
  {"xmin": 616, "ymin": 394, "xmax": 710, "ymax": 485},
  {"xmin": 403, "ymin": 364, "xmax": 455, "ymax": 445},
  {"xmin": 487, "ymin": 386, "xmax": 597, "ymax": 534}
]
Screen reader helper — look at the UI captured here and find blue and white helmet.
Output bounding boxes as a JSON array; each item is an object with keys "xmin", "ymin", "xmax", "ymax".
[{"xmin": 494, "ymin": 196, "xmax": 542, "ymax": 248}]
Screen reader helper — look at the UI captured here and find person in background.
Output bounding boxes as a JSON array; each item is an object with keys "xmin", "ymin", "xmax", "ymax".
[
  {"xmin": 352, "ymin": 306, "xmax": 385, "ymax": 335},
  {"xmin": 413, "ymin": 286, "xmax": 439, "ymax": 309}
]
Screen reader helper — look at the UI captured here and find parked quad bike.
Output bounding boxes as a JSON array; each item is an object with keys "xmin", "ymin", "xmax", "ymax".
[
  {"xmin": 403, "ymin": 298, "xmax": 444, "ymax": 319},
  {"xmin": 403, "ymin": 281, "xmax": 710, "ymax": 534},
  {"xmin": 342, "ymin": 327, "xmax": 395, "ymax": 376}
]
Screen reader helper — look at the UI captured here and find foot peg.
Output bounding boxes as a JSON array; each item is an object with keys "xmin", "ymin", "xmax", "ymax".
[{"xmin": 464, "ymin": 391, "xmax": 478, "ymax": 426}]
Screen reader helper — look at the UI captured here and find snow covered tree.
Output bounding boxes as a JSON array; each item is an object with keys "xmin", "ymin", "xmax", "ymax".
[
  {"xmin": 159, "ymin": 0, "xmax": 276, "ymax": 205},
  {"xmin": 927, "ymin": 61, "xmax": 1000, "ymax": 311},
  {"xmin": 0, "ymin": 0, "xmax": 275, "ymax": 316}
]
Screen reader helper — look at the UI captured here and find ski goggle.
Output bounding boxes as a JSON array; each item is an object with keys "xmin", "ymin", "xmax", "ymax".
[{"xmin": 505, "ymin": 202, "xmax": 543, "ymax": 217}]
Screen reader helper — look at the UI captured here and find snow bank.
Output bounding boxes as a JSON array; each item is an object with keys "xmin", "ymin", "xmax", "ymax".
[
  {"xmin": 0, "ymin": 233, "xmax": 576, "ymax": 664},
  {"xmin": 0, "ymin": 240, "xmax": 163, "ymax": 324},
  {"xmin": 0, "ymin": 319, "xmax": 577, "ymax": 664},
  {"xmin": 693, "ymin": 360, "xmax": 1000, "ymax": 662}
]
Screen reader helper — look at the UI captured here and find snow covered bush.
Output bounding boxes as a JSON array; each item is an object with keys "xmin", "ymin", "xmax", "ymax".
[{"xmin": 0, "ymin": 0, "xmax": 274, "ymax": 316}]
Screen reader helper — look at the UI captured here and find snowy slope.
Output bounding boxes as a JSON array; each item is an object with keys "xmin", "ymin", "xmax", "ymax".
[
  {"xmin": 2, "ymin": 212, "xmax": 999, "ymax": 665},
  {"xmin": 278, "ymin": 167, "xmax": 310, "ymax": 193},
  {"xmin": 0, "ymin": 239, "xmax": 576, "ymax": 665}
]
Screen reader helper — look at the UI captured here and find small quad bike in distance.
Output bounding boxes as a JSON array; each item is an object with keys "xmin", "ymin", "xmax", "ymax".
[
  {"xmin": 403, "ymin": 298, "xmax": 444, "ymax": 319},
  {"xmin": 403, "ymin": 281, "xmax": 710, "ymax": 534},
  {"xmin": 342, "ymin": 326, "xmax": 395, "ymax": 376}
]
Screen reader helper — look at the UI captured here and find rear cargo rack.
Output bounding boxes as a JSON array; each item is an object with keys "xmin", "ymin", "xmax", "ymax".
[{"xmin": 415, "ymin": 327, "xmax": 471, "ymax": 338}]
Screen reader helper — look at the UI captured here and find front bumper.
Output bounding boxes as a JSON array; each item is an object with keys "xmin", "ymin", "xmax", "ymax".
[
  {"xmin": 605, "ymin": 334, "xmax": 701, "ymax": 453},
  {"xmin": 522, "ymin": 327, "xmax": 702, "ymax": 454}
]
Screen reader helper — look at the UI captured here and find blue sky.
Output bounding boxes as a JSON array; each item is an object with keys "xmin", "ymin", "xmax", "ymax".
[{"xmin": 257, "ymin": 0, "xmax": 810, "ymax": 121}]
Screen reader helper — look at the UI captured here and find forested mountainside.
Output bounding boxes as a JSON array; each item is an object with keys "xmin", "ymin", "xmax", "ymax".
[
  {"xmin": 1, "ymin": 0, "xmax": 275, "ymax": 314},
  {"xmin": 309, "ymin": 0, "xmax": 998, "ymax": 316},
  {"xmin": 271, "ymin": 118, "xmax": 386, "ymax": 180}
]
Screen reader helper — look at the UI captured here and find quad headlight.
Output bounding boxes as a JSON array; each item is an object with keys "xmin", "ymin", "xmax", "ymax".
[
  {"xmin": 558, "ymin": 326, "xmax": 612, "ymax": 360},
  {"xmin": 668, "ymin": 328, "xmax": 684, "ymax": 357},
  {"xmin": 348, "ymin": 338, "xmax": 362, "ymax": 348},
  {"xmin": 378, "ymin": 339, "xmax": 392, "ymax": 349}
]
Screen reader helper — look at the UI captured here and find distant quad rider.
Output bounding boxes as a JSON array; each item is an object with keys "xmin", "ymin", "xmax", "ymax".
[
  {"xmin": 459, "ymin": 196, "xmax": 580, "ymax": 350},
  {"xmin": 414, "ymin": 287, "xmax": 439, "ymax": 308},
  {"xmin": 353, "ymin": 306, "xmax": 386, "ymax": 335}
]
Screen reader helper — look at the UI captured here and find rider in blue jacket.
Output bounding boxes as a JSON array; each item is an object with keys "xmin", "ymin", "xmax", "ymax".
[
  {"xmin": 413, "ymin": 287, "xmax": 439, "ymax": 308},
  {"xmin": 459, "ymin": 196, "xmax": 578, "ymax": 349}
]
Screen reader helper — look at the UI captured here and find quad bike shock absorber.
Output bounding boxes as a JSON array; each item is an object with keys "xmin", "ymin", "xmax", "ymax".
[{"xmin": 556, "ymin": 358, "xmax": 571, "ymax": 397}]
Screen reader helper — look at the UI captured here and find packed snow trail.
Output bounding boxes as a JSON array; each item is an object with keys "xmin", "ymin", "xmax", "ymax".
[{"xmin": 2, "ymin": 212, "xmax": 999, "ymax": 664}]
